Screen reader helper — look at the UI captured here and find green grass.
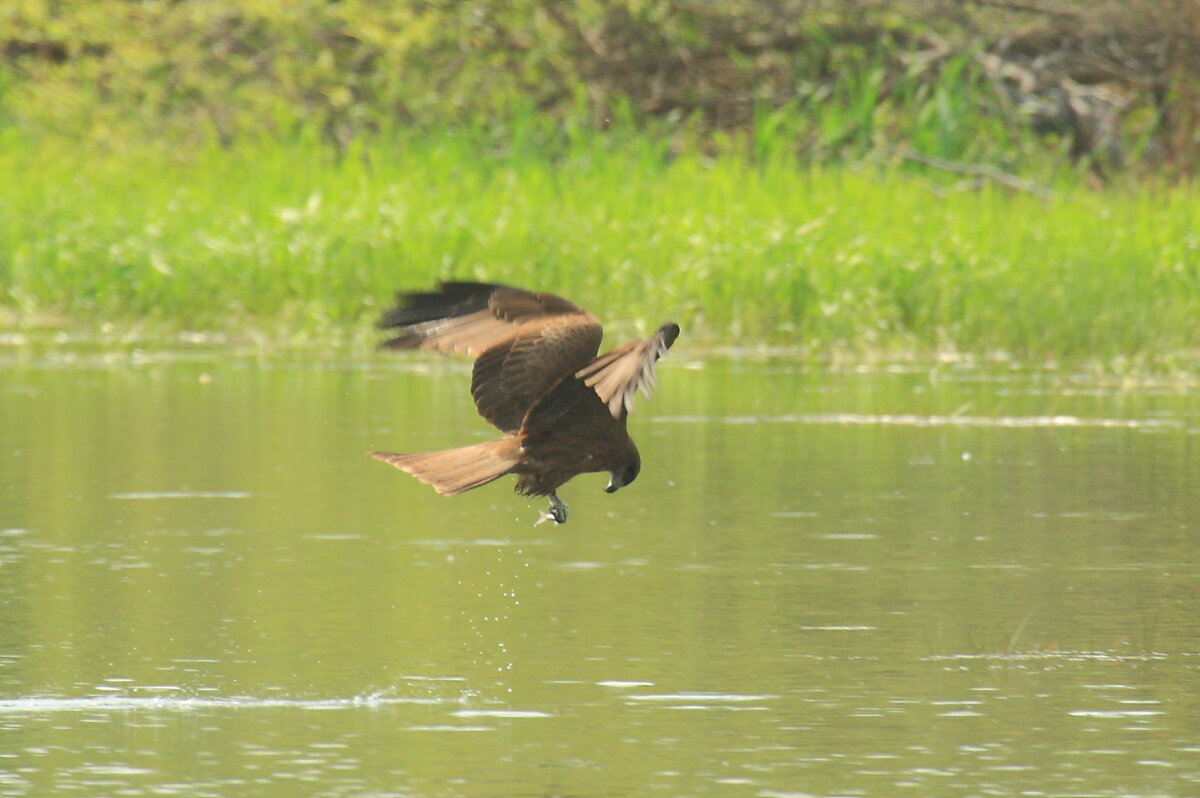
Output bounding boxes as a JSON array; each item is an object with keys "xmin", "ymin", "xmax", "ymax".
[{"xmin": 2, "ymin": 128, "xmax": 1198, "ymax": 369}]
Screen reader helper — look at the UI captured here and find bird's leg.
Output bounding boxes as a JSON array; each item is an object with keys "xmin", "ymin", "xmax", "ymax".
[{"xmin": 535, "ymin": 492, "xmax": 568, "ymax": 526}]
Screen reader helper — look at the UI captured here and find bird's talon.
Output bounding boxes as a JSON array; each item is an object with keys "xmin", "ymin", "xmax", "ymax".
[{"xmin": 545, "ymin": 495, "xmax": 568, "ymax": 525}]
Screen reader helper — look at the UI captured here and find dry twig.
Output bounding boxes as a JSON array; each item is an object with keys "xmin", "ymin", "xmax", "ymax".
[{"xmin": 898, "ymin": 147, "xmax": 1058, "ymax": 199}]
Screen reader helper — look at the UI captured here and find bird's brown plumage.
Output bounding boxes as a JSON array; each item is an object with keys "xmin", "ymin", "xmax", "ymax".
[{"xmin": 370, "ymin": 281, "xmax": 679, "ymax": 523}]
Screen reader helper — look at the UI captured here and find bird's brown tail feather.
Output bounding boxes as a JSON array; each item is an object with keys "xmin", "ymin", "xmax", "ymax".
[{"xmin": 369, "ymin": 438, "xmax": 521, "ymax": 496}]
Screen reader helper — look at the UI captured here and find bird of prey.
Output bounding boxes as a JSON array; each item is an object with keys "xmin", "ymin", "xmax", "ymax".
[{"xmin": 369, "ymin": 281, "xmax": 679, "ymax": 524}]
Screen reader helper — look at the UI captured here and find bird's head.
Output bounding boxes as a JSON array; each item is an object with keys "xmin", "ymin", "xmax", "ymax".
[{"xmin": 605, "ymin": 452, "xmax": 641, "ymax": 493}]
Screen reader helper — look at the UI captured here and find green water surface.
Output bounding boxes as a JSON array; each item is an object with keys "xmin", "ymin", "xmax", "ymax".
[{"xmin": 0, "ymin": 350, "xmax": 1197, "ymax": 796}]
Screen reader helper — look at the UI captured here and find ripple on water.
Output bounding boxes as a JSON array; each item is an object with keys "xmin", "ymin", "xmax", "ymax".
[
  {"xmin": 924, "ymin": 651, "xmax": 1168, "ymax": 664},
  {"xmin": 625, "ymin": 692, "xmax": 777, "ymax": 710},
  {"xmin": 0, "ymin": 694, "xmax": 459, "ymax": 714},
  {"xmin": 649, "ymin": 413, "xmax": 1182, "ymax": 430},
  {"xmin": 451, "ymin": 709, "xmax": 553, "ymax": 718},
  {"xmin": 109, "ymin": 491, "xmax": 252, "ymax": 500},
  {"xmin": 406, "ymin": 538, "xmax": 552, "ymax": 549}
]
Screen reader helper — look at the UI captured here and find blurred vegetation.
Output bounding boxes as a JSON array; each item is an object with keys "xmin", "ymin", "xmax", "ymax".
[
  {"xmin": 2, "ymin": 132, "xmax": 1197, "ymax": 369},
  {"xmin": 3, "ymin": 0, "xmax": 1199, "ymax": 176},
  {"xmin": 2, "ymin": 1, "xmax": 1199, "ymax": 368}
]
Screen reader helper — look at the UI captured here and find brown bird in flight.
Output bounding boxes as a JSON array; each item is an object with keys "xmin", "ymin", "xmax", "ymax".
[{"xmin": 369, "ymin": 281, "xmax": 680, "ymax": 524}]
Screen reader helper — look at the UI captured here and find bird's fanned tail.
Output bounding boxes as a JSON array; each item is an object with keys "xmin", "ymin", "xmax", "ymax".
[{"xmin": 369, "ymin": 438, "xmax": 522, "ymax": 496}]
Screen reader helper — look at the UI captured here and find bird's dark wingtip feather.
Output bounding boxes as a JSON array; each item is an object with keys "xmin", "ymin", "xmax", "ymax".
[
  {"xmin": 377, "ymin": 281, "xmax": 503, "ymax": 329},
  {"xmin": 377, "ymin": 334, "xmax": 422, "ymax": 350},
  {"xmin": 660, "ymin": 322, "xmax": 680, "ymax": 349}
]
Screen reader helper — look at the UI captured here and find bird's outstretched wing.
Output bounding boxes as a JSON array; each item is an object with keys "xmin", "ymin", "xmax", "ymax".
[
  {"xmin": 379, "ymin": 282, "xmax": 604, "ymax": 433},
  {"xmin": 575, "ymin": 323, "xmax": 680, "ymax": 418}
]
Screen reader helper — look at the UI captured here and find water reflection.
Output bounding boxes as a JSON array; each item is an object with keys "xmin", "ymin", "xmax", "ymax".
[{"xmin": 0, "ymin": 351, "xmax": 1197, "ymax": 796}]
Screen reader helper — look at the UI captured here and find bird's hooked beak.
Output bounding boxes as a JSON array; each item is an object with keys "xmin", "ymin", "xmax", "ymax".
[{"xmin": 606, "ymin": 457, "xmax": 639, "ymax": 493}]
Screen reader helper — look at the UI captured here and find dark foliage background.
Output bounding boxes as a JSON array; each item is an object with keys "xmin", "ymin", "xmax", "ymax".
[{"xmin": 4, "ymin": 1, "xmax": 1198, "ymax": 176}]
